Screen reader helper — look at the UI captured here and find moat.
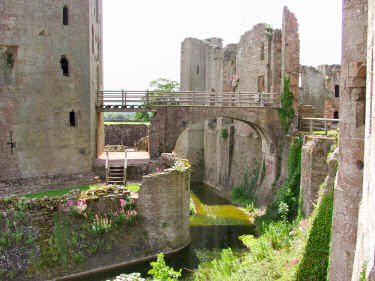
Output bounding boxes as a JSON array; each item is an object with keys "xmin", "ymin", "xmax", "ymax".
[{"xmin": 76, "ymin": 183, "xmax": 255, "ymax": 281}]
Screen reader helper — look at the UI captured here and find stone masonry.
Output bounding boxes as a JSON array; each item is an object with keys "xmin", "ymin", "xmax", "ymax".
[
  {"xmin": 352, "ymin": 0, "xmax": 375, "ymax": 279},
  {"xmin": 329, "ymin": 0, "xmax": 368, "ymax": 280},
  {"xmin": 0, "ymin": 1, "xmax": 103, "ymax": 185},
  {"xmin": 300, "ymin": 135, "xmax": 334, "ymax": 216},
  {"xmin": 105, "ymin": 124, "xmax": 148, "ymax": 147},
  {"xmin": 177, "ymin": 7, "xmax": 299, "ymax": 202}
]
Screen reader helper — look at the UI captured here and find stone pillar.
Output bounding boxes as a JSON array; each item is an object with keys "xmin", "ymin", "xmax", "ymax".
[
  {"xmin": 300, "ymin": 136, "xmax": 334, "ymax": 216},
  {"xmin": 329, "ymin": 1, "xmax": 367, "ymax": 280},
  {"xmin": 352, "ymin": 0, "xmax": 375, "ymax": 279},
  {"xmin": 96, "ymin": 112, "xmax": 104, "ymax": 157},
  {"xmin": 216, "ymin": 119, "xmax": 234, "ymax": 191},
  {"xmin": 282, "ymin": 6, "xmax": 300, "ymax": 127},
  {"xmin": 149, "ymin": 108, "xmax": 166, "ymax": 158}
]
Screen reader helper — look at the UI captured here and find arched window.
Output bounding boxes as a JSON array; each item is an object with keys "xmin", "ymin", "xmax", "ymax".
[
  {"xmin": 335, "ymin": 85, "xmax": 340, "ymax": 97},
  {"xmin": 60, "ymin": 56, "xmax": 69, "ymax": 76},
  {"xmin": 63, "ymin": 6, "xmax": 68, "ymax": 25},
  {"xmin": 260, "ymin": 42, "xmax": 265, "ymax": 61}
]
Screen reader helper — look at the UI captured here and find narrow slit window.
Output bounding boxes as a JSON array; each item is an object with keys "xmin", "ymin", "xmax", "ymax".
[
  {"xmin": 60, "ymin": 56, "xmax": 69, "ymax": 76},
  {"xmin": 63, "ymin": 6, "xmax": 68, "ymax": 25},
  {"xmin": 196, "ymin": 65, "xmax": 199, "ymax": 75},
  {"xmin": 260, "ymin": 42, "xmax": 265, "ymax": 61},
  {"xmin": 70, "ymin": 111, "xmax": 76, "ymax": 127},
  {"xmin": 335, "ymin": 85, "xmax": 340, "ymax": 97},
  {"xmin": 92, "ymin": 25, "xmax": 94, "ymax": 54}
]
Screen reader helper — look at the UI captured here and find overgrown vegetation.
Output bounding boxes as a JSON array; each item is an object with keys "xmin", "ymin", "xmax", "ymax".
[
  {"xmin": 23, "ymin": 184, "xmax": 140, "ymax": 199},
  {"xmin": 295, "ymin": 184, "xmax": 334, "ymax": 281},
  {"xmin": 267, "ymin": 136, "xmax": 303, "ymax": 221},
  {"xmin": 231, "ymin": 167, "xmax": 260, "ymax": 207},
  {"xmin": 148, "ymin": 253, "xmax": 182, "ymax": 281},
  {"xmin": 218, "ymin": 127, "xmax": 229, "ymax": 138},
  {"xmin": 277, "ymin": 77, "xmax": 295, "ymax": 134}
]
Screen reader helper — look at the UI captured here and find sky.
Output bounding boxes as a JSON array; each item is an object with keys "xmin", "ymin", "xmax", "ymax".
[{"xmin": 103, "ymin": 0, "xmax": 342, "ymax": 90}]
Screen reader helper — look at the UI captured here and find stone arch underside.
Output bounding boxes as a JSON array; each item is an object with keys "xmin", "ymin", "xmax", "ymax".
[{"xmin": 149, "ymin": 106, "xmax": 283, "ymax": 198}]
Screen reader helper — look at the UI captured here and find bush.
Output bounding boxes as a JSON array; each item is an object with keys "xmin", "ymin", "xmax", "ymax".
[{"xmin": 148, "ymin": 252, "xmax": 181, "ymax": 281}]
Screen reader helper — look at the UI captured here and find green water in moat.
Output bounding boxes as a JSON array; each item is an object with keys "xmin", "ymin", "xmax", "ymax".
[{"xmin": 75, "ymin": 183, "xmax": 255, "ymax": 281}]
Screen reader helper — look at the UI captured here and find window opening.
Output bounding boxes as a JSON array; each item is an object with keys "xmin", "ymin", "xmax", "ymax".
[
  {"xmin": 63, "ymin": 6, "xmax": 68, "ymax": 25},
  {"xmin": 260, "ymin": 42, "xmax": 265, "ymax": 61},
  {"xmin": 196, "ymin": 65, "xmax": 199, "ymax": 75},
  {"xmin": 60, "ymin": 56, "xmax": 69, "ymax": 76},
  {"xmin": 335, "ymin": 85, "xmax": 340, "ymax": 97},
  {"xmin": 92, "ymin": 25, "xmax": 94, "ymax": 54},
  {"xmin": 70, "ymin": 110, "xmax": 76, "ymax": 127},
  {"xmin": 334, "ymin": 111, "xmax": 339, "ymax": 119}
]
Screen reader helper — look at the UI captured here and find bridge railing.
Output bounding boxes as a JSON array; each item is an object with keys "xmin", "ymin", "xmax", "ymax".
[
  {"xmin": 97, "ymin": 90, "xmax": 281, "ymax": 108},
  {"xmin": 300, "ymin": 118, "xmax": 340, "ymax": 135}
]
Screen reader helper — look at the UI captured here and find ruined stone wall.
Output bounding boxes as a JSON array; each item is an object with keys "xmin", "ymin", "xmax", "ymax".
[
  {"xmin": 202, "ymin": 118, "xmax": 265, "ymax": 200},
  {"xmin": 0, "ymin": 0, "xmax": 102, "ymax": 181},
  {"xmin": 180, "ymin": 37, "xmax": 236, "ymax": 92},
  {"xmin": 300, "ymin": 66, "xmax": 331, "ymax": 113},
  {"xmin": 174, "ymin": 120, "xmax": 205, "ymax": 182},
  {"xmin": 318, "ymin": 64, "xmax": 341, "ymax": 118},
  {"xmin": 352, "ymin": 0, "xmax": 375, "ymax": 279},
  {"xmin": 281, "ymin": 7, "xmax": 300, "ymax": 122},
  {"xmin": 0, "ymin": 154, "xmax": 190, "ymax": 280},
  {"xmin": 236, "ymin": 24, "xmax": 282, "ymax": 93},
  {"xmin": 137, "ymin": 155, "xmax": 191, "ymax": 251},
  {"xmin": 300, "ymin": 135, "xmax": 334, "ymax": 216},
  {"xmin": 105, "ymin": 124, "xmax": 148, "ymax": 146},
  {"xmin": 180, "ymin": 38, "xmax": 207, "ymax": 91},
  {"xmin": 329, "ymin": 0, "xmax": 368, "ymax": 280}
]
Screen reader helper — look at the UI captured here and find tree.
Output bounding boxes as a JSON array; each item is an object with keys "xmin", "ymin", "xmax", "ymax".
[
  {"xmin": 135, "ymin": 78, "xmax": 180, "ymax": 121},
  {"xmin": 150, "ymin": 78, "xmax": 180, "ymax": 92}
]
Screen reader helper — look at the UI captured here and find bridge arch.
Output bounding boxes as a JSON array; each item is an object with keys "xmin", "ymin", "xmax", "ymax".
[{"xmin": 149, "ymin": 106, "xmax": 283, "ymax": 199}]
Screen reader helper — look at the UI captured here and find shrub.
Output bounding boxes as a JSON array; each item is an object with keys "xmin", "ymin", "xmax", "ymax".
[
  {"xmin": 148, "ymin": 252, "xmax": 181, "ymax": 281},
  {"xmin": 231, "ymin": 167, "xmax": 260, "ymax": 206}
]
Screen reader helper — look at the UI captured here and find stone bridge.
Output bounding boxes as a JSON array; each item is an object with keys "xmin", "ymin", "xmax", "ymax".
[{"xmin": 96, "ymin": 90, "xmax": 284, "ymax": 186}]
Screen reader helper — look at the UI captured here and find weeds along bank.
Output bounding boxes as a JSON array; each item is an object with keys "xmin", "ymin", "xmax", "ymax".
[
  {"xmin": 0, "ymin": 154, "xmax": 191, "ymax": 281},
  {"xmin": 194, "ymin": 134, "xmax": 337, "ymax": 281}
]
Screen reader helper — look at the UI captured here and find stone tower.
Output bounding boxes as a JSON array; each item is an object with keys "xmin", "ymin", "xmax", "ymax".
[{"xmin": 0, "ymin": 0, "xmax": 103, "ymax": 188}]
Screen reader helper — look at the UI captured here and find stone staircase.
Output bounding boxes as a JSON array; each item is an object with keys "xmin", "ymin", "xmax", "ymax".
[{"xmin": 106, "ymin": 166, "xmax": 126, "ymax": 185}]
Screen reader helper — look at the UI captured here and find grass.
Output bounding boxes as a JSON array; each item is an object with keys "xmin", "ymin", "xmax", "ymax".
[
  {"xmin": 312, "ymin": 130, "xmax": 337, "ymax": 136},
  {"xmin": 126, "ymin": 184, "xmax": 140, "ymax": 193},
  {"xmin": 24, "ymin": 186, "xmax": 96, "ymax": 199},
  {"xmin": 24, "ymin": 184, "xmax": 140, "ymax": 198},
  {"xmin": 104, "ymin": 121, "xmax": 150, "ymax": 125}
]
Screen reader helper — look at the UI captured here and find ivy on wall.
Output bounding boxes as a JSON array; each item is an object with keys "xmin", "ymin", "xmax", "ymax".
[
  {"xmin": 266, "ymin": 136, "xmax": 303, "ymax": 221},
  {"xmin": 295, "ymin": 184, "xmax": 334, "ymax": 281},
  {"xmin": 278, "ymin": 77, "xmax": 295, "ymax": 134}
]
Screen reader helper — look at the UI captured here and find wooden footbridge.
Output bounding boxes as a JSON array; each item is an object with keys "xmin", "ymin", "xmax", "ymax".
[{"xmin": 96, "ymin": 90, "xmax": 281, "ymax": 111}]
